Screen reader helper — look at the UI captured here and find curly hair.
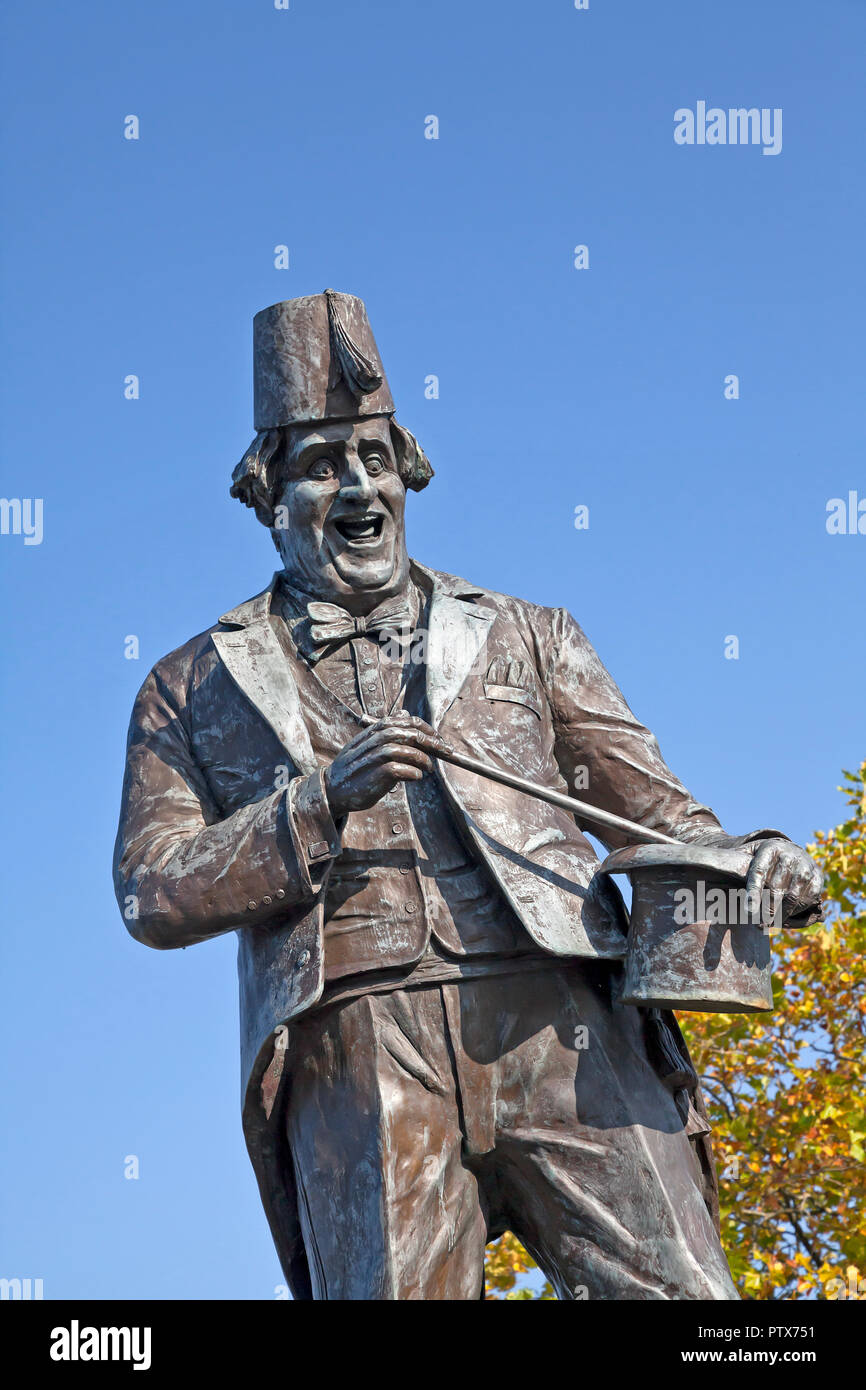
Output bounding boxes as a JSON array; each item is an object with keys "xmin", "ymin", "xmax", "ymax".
[{"xmin": 230, "ymin": 419, "xmax": 433, "ymax": 530}]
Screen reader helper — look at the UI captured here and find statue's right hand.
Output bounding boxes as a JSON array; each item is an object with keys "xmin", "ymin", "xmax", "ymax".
[{"xmin": 323, "ymin": 714, "xmax": 452, "ymax": 818}]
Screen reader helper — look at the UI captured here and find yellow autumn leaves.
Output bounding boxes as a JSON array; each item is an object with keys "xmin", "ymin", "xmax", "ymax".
[{"xmin": 485, "ymin": 761, "xmax": 866, "ymax": 1301}]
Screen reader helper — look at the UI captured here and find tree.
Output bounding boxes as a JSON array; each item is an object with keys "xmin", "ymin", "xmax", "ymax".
[
  {"xmin": 484, "ymin": 1235, "xmax": 553, "ymax": 1300},
  {"xmin": 485, "ymin": 762, "xmax": 866, "ymax": 1300},
  {"xmin": 682, "ymin": 761, "xmax": 866, "ymax": 1299}
]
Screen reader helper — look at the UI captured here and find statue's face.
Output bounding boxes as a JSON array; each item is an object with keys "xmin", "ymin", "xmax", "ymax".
[{"xmin": 273, "ymin": 415, "xmax": 410, "ymax": 610}]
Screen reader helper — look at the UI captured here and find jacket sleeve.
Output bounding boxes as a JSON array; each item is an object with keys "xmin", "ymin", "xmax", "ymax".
[
  {"xmin": 536, "ymin": 607, "xmax": 784, "ymax": 853},
  {"xmin": 113, "ymin": 661, "xmax": 341, "ymax": 950}
]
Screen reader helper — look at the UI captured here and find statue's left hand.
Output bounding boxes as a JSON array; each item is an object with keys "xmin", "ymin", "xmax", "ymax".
[{"xmin": 745, "ymin": 839, "xmax": 824, "ymax": 926}]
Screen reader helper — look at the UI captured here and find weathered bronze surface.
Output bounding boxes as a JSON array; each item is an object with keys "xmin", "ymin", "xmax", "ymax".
[
  {"xmin": 114, "ymin": 290, "xmax": 824, "ymax": 1300},
  {"xmin": 605, "ymin": 844, "xmax": 775, "ymax": 1012}
]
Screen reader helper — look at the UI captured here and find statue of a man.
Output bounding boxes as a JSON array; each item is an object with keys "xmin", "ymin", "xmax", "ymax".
[{"xmin": 114, "ymin": 290, "xmax": 823, "ymax": 1300}]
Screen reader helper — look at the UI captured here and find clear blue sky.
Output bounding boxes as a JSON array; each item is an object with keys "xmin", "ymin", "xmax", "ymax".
[{"xmin": 1, "ymin": 0, "xmax": 863, "ymax": 1299}]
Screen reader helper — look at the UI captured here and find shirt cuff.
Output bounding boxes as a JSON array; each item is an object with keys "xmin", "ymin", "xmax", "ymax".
[
  {"xmin": 676, "ymin": 825, "xmax": 790, "ymax": 851},
  {"xmin": 287, "ymin": 768, "xmax": 342, "ymax": 896}
]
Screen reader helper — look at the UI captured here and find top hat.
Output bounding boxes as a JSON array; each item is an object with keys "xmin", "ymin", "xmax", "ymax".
[
  {"xmin": 600, "ymin": 843, "xmax": 775, "ymax": 1013},
  {"xmin": 253, "ymin": 289, "xmax": 395, "ymax": 430}
]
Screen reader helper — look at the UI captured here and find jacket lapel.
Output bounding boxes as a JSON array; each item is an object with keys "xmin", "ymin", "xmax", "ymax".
[
  {"xmin": 212, "ymin": 565, "xmax": 496, "ymax": 752},
  {"xmin": 212, "ymin": 578, "xmax": 318, "ymax": 776},
  {"xmin": 415, "ymin": 564, "xmax": 496, "ymax": 728}
]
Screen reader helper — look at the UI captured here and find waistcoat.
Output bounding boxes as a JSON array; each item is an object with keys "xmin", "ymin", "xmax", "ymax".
[{"xmin": 274, "ymin": 601, "xmax": 531, "ymax": 984}]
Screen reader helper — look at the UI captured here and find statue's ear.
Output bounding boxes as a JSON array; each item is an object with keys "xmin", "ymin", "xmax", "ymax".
[
  {"xmin": 390, "ymin": 420, "xmax": 434, "ymax": 491},
  {"xmin": 230, "ymin": 430, "xmax": 283, "ymax": 526}
]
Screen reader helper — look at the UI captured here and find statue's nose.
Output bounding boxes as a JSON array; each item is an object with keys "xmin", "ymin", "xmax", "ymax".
[{"xmin": 339, "ymin": 457, "xmax": 376, "ymax": 503}]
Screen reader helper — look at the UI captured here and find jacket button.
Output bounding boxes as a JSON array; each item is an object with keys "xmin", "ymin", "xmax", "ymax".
[
  {"xmin": 404, "ymin": 903, "xmax": 417, "ymax": 914},
  {"xmin": 297, "ymin": 949, "xmax": 310, "ymax": 966},
  {"xmin": 247, "ymin": 901, "xmax": 257, "ymax": 911},
  {"xmin": 276, "ymin": 889, "xmax": 285, "ymax": 899},
  {"xmin": 262, "ymin": 896, "xmax": 272, "ymax": 906},
  {"xmin": 391, "ymin": 822, "xmax": 404, "ymax": 835},
  {"xmin": 399, "ymin": 861, "xmax": 412, "ymax": 874}
]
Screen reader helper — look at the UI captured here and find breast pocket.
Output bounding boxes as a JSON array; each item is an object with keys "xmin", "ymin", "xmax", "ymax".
[
  {"xmin": 482, "ymin": 682, "xmax": 542, "ymax": 718},
  {"xmin": 482, "ymin": 656, "xmax": 543, "ymax": 719}
]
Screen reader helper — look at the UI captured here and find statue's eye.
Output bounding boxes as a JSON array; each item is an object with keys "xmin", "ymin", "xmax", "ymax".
[
  {"xmin": 364, "ymin": 453, "xmax": 386, "ymax": 475},
  {"xmin": 307, "ymin": 456, "xmax": 336, "ymax": 480}
]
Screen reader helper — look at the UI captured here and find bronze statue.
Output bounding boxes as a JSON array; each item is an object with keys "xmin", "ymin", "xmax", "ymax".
[{"xmin": 113, "ymin": 290, "xmax": 823, "ymax": 1300}]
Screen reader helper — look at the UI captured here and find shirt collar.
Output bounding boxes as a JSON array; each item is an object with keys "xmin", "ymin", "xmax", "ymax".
[
  {"xmin": 216, "ymin": 560, "xmax": 484, "ymax": 631},
  {"xmin": 275, "ymin": 570, "xmax": 422, "ymax": 632}
]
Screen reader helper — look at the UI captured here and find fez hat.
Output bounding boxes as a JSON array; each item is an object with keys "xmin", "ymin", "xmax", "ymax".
[{"xmin": 253, "ymin": 289, "xmax": 394, "ymax": 430}]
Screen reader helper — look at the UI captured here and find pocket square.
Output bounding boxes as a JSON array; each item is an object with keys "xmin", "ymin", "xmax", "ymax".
[{"xmin": 485, "ymin": 656, "xmax": 531, "ymax": 688}]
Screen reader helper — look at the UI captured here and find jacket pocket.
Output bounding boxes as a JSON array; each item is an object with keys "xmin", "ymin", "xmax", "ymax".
[{"xmin": 482, "ymin": 682, "xmax": 542, "ymax": 719}]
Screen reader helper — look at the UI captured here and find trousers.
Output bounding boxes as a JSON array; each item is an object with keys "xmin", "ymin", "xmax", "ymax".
[{"xmin": 285, "ymin": 962, "xmax": 739, "ymax": 1300}]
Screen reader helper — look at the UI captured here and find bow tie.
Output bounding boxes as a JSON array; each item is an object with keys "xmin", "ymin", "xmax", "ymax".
[{"xmin": 296, "ymin": 597, "xmax": 414, "ymax": 663}]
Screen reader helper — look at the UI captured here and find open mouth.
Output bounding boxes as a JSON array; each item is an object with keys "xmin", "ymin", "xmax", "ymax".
[{"xmin": 332, "ymin": 513, "xmax": 386, "ymax": 545}]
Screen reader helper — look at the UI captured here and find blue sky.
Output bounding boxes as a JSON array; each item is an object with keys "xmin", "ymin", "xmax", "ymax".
[{"xmin": 1, "ymin": 0, "xmax": 863, "ymax": 1298}]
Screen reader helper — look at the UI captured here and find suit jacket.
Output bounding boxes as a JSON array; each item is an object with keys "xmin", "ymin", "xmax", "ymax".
[{"xmin": 113, "ymin": 561, "xmax": 748, "ymax": 1297}]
